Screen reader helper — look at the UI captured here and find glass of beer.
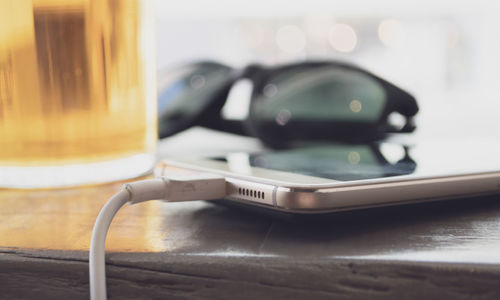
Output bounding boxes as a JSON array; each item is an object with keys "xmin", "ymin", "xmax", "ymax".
[{"xmin": 0, "ymin": 0, "xmax": 157, "ymax": 188}]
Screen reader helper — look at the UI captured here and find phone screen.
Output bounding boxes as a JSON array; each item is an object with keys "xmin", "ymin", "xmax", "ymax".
[
  {"xmin": 216, "ymin": 143, "xmax": 415, "ymax": 181},
  {"xmin": 250, "ymin": 144, "xmax": 416, "ymax": 181},
  {"xmin": 212, "ymin": 139, "xmax": 500, "ymax": 182}
]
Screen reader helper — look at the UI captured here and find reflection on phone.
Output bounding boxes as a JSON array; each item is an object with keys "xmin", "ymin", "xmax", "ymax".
[{"xmin": 224, "ymin": 143, "xmax": 416, "ymax": 181}]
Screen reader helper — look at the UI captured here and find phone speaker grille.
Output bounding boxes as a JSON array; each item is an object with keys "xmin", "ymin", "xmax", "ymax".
[{"xmin": 238, "ymin": 187, "xmax": 265, "ymax": 199}]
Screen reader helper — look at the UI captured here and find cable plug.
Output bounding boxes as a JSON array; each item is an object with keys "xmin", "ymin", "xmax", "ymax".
[{"xmin": 125, "ymin": 173, "xmax": 226, "ymax": 204}]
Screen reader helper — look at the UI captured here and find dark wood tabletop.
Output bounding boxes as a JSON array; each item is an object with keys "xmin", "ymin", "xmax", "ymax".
[{"xmin": 2, "ymin": 128, "xmax": 500, "ymax": 299}]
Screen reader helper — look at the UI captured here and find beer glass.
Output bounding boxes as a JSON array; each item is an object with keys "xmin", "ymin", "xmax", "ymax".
[{"xmin": 0, "ymin": 0, "xmax": 157, "ymax": 188}]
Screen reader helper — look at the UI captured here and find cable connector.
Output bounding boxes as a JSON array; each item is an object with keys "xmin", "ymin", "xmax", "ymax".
[
  {"xmin": 90, "ymin": 172, "xmax": 227, "ymax": 300},
  {"xmin": 125, "ymin": 173, "xmax": 226, "ymax": 204}
]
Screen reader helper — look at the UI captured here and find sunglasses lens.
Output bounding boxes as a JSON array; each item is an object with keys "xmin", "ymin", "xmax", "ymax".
[
  {"xmin": 157, "ymin": 62, "xmax": 232, "ymax": 137},
  {"xmin": 253, "ymin": 66, "xmax": 386, "ymax": 123},
  {"xmin": 249, "ymin": 66, "xmax": 388, "ymax": 145}
]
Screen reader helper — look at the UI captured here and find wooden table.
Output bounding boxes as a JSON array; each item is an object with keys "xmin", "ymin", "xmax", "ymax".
[{"xmin": 2, "ymin": 128, "xmax": 500, "ymax": 299}]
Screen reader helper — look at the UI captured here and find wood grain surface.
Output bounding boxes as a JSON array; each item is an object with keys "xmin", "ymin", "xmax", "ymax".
[{"xmin": 1, "ymin": 128, "xmax": 500, "ymax": 299}]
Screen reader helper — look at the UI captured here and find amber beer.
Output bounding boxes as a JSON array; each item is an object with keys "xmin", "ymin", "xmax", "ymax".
[{"xmin": 0, "ymin": 0, "xmax": 156, "ymax": 187}]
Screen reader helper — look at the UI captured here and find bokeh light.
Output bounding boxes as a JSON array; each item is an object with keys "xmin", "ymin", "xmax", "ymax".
[
  {"xmin": 328, "ymin": 23, "xmax": 357, "ymax": 53},
  {"xmin": 378, "ymin": 19, "xmax": 404, "ymax": 47},
  {"xmin": 348, "ymin": 151, "xmax": 361, "ymax": 165},
  {"xmin": 349, "ymin": 99, "xmax": 362, "ymax": 113}
]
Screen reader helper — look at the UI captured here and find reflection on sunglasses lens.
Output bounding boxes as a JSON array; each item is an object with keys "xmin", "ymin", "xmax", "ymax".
[{"xmin": 253, "ymin": 67, "xmax": 387, "ymax": 124}]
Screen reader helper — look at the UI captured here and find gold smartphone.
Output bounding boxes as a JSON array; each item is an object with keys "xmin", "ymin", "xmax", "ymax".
[{"xmin": 156, "ymin": 139, "xmax": 500, "ymax": 214}]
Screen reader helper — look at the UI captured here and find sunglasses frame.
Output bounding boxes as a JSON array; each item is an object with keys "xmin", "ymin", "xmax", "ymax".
[{"xmin": 159, "ymin": 61, "xmax": 418, "ymax": 147}]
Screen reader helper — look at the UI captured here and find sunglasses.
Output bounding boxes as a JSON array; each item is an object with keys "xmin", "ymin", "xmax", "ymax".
[{"xmin": 157, "ymin": 61, "xmax": 418, "ymax": 148}]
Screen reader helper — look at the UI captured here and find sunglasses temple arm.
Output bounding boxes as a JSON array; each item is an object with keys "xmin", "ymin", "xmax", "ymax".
[
  {"xmin": 383, "ymin": 116, "xmax": 416, "ymax": 134},
  {"xmin": 400, "ymin": 117, "xmax": 416, "ymax": 132},
  {"xmin": 385, "ymin": 86, "xmax": 419, "ymax": 133}
]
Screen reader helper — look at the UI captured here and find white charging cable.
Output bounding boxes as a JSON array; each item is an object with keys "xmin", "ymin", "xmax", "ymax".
[{"xmin": 89, "ymin": 173, "xmax": 227, "ymax": 300}]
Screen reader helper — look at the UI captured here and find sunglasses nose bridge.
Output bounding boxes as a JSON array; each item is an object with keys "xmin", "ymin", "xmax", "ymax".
[{"xmin": 239, "ymin": 64, "xmax": 264, "ymax": 79}]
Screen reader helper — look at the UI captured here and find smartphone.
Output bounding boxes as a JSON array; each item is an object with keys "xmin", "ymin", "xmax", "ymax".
[{"xmin": 156, "ymin": 139, "xmax": 500, "ymax": 214}]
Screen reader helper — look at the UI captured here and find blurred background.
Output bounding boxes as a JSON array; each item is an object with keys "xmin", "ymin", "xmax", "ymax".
[{"xmin": 154, "ymin": 0, "xmax": 500, "ymax": 139}]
